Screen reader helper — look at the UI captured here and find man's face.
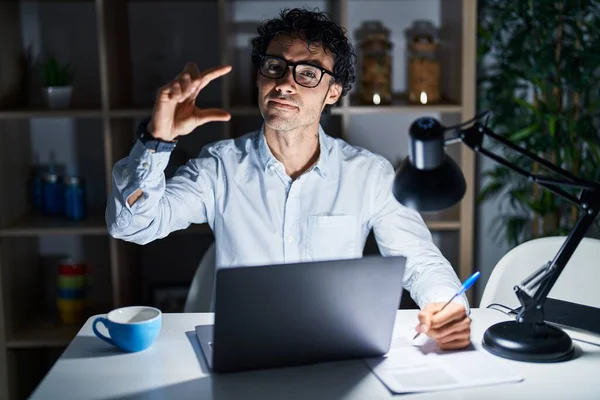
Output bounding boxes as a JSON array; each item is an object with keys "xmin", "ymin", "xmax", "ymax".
[{"xmin": 257, "ymin": 35, "xmax": 342, "ymax": 132}]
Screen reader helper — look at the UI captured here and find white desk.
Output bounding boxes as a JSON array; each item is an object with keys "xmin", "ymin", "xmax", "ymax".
[{"xmin": 31, "ymin": 309, "xmax": 600, "ymax": 400}]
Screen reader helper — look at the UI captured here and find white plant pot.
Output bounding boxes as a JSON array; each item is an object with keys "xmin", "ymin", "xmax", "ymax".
[{"xmin": 44, "ymin": 86, "xmax": 72, "ymax": 109}]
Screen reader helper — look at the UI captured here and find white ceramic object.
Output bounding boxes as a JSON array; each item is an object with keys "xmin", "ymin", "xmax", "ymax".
[{"xmin": 44, "ymin": 86, "xmax": 72, "ymax": 109}]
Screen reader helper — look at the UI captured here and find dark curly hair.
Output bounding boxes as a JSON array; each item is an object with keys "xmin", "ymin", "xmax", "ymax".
[{"xmin": 251, "ymin": 8, "xmax": 356, "ymax": 114}]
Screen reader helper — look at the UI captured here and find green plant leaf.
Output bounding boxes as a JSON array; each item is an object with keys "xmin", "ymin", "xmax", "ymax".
[
  {"xmin": 505, "ymin": 216, "xmax": 529, "ymax": 247},
  {"xmin": 477, "ymin": 0, "xmax": 599, "ymax": 248},
  {"xmin": 38, "ymin": 55, "xmax": 74, "ymax": 87},
  {"xmin": 513, "ymin": 98, "xmax": 539, "ymax": 117},
  {"xmin": 477, "ymin": 180, "xmax": 505, "ymax": 204},
  {"xmin": 548, "ymin": 116, "xmax": 556, "ymax": 138},
  {"xmin": 507, "ymin": 122, "xmax": 540, "ymax": 142}
]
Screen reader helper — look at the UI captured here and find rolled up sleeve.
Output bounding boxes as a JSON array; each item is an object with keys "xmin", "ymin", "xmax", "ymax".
[{"xmin": 106, "ymin": 140, "xmax": 220, "ymax": 245}]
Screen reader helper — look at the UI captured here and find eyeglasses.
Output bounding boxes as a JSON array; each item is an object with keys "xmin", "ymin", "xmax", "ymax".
[{"xmin": 259, "ymin": 54, "xmax": 335, "ymax": 88}]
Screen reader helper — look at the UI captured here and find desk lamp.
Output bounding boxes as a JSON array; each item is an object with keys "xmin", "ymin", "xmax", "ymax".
[{"xmin": 393, "ymin": 112, "xmax": 600, "ymax": 363}]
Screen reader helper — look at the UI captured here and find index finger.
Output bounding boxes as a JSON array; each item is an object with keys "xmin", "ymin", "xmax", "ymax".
[
  {"xmin": 197, "ymin": 65, "xmax": 232, "ymax": 90},
  {"xmin": 430, "ymin": 303, "xmax": 466, "ymax": 329},
  {"xmin": 188, "ymin": 65, "xmax": 232, "ymax": 102}
]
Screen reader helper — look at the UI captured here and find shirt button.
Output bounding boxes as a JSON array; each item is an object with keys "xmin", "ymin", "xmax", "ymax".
[
  {"xmin": 287, "ymin": 235, "xmax": 294, "ymax": 243},
  {"xmin": 142, "ymin": 162, "xmax": 149, "ymax": 169}
]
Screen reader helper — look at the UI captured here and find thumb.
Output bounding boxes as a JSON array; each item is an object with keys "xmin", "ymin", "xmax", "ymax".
[
  {"xmin": 417, "ymin": 312, "xmax": 432, "ymax": 334},
  {"xmin": 192, "ymin": 108, "xmax": 231, "ymax": 127},
  {"xmin": 417, "ymin": 303, "xmax": 444, "ymax": 333}
]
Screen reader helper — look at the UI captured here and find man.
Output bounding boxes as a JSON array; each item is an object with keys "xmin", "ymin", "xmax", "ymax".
[{"xmin": 106, "ymin": 8, "xmax": 471, "ymax": 350}]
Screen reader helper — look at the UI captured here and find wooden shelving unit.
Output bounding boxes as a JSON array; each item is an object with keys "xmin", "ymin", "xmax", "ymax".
[
  {"xmin": 0, "ymin": 0, "xmax": 477, "ymax": 398},
  {"xmin": 0, "ymin": 214, "xmax": 108, "ymax": 237}
]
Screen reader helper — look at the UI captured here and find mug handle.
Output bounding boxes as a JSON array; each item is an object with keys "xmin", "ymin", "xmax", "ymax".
[{"xmin": 92, "ymin": 317, "xmax": 115, "ymax": 346}]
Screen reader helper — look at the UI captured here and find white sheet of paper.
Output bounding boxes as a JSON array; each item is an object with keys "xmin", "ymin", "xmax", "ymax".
[{"xmin": 365, "ymin": 324, "xmax": 524, "ymax": 394}]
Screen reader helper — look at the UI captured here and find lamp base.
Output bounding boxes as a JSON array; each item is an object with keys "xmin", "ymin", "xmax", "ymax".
[{"xmin": 482, "ymin": 321, "xmax": 574, "ymax": 363}]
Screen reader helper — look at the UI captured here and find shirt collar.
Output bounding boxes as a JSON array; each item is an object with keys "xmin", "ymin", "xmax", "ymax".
[
  {"xmin": 256, "ymin": 124, "xmax": 331, "ymax": 178},
  {"xmin": 313, "ymin": 125, "xmax": 330, "ymax": 178}
]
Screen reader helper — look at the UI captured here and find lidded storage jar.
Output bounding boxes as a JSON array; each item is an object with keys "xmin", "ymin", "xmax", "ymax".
[
  {"xmin": 357, "ymin": 21, "xmax": 393, "ymax": 105},
  {"xmin": 406, "ymin": 20, "xmax": 440, "ymax": 104}
]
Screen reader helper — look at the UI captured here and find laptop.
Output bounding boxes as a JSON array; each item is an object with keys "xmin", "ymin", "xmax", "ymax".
[{"xmin": 195, "ymin": 255, "xmax": 405, "ymax": 373}]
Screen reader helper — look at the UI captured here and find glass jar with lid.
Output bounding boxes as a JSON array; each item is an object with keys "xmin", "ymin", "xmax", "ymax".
[
  {"xmin": 406, "ymin": 20, "xmax": 441, "ymax": 105},
  {"xmin": 357, "ymin": 21, "xmax": 393, "ymax": 105}
]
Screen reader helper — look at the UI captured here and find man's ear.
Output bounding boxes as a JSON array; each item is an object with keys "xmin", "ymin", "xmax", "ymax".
[{"xmin": 325, "ymin": 82, "xmax": 343, "ymax": 106}]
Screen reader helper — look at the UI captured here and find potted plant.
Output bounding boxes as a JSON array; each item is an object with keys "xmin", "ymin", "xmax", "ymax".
[
  {"xmin": 38, "ymin": 55, "xmax": 74, "ymax": 109},
  {"xmin": 477, "ymin": 0, "xmax": 600, "ymax": 247}
]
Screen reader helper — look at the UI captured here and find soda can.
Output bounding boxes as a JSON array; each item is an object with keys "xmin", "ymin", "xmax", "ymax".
[
  {"xmin": 42, "ymin": 172, "xmax": 64, "ymax": 215},
  {"xmin": 64, "ymin": 175, "xmax": 86, "ymax": 221}
]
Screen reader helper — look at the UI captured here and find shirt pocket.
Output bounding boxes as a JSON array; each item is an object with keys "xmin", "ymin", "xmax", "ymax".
[{"xmin": 306, "ymin": 215, "xmax": 358, "ymax": 261}]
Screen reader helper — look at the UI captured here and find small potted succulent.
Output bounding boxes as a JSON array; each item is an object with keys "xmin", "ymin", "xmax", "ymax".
[{"xmin": 38, "ymin": 55, "xmax": 74, "ymax": 109}]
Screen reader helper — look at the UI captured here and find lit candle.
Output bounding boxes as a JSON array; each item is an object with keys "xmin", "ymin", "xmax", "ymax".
[
  {"xmin": 420, "ymin": 91, "xmax": 428, "ymax": 105},
  {"xmin": 372, "ymin": 93, "xmax": 381, "ymax": 105}
]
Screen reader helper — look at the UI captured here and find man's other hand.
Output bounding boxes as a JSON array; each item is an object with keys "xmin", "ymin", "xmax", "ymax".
[{"xmin": 416, "ymin": 302, "xmax": 471, "ymax": 350}]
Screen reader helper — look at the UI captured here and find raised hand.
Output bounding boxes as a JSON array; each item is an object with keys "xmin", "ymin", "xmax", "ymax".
[{"xmin": 148, "ymin": 63, "xmax": 232, "ymax": 142}]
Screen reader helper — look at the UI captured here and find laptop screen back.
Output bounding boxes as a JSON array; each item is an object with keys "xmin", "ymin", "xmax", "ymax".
[{"xmin": 211, "ymin": 255, "xmax": 406, "ymax": 373}]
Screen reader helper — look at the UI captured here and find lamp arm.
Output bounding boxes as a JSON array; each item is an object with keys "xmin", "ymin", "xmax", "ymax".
[
  {"xmin": 445, "ymin": 122, "xmax": 600, "ymax": 201},
  {"xmin": 514, "ymin": 202, "xmax": 599, "ymax": 324},
  {"xmin": 445, "ymin": 121, "xmax": 600, "ymax": 326}
]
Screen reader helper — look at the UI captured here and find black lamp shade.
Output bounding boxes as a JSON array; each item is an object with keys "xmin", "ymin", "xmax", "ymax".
[{"xmin": 393, "ymin": 155, "xmax": 467, "ymax": 212}]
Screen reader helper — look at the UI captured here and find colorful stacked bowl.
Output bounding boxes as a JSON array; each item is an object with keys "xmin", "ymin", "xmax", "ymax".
[{"xmin": 57, "ymin": 262, "xmax": 87, "ymax": 324}]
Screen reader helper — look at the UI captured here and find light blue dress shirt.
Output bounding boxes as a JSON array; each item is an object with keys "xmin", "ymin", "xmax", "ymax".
[{"xmin": 106, "ymin": 125, "xmax": 468, "ymax": 309}]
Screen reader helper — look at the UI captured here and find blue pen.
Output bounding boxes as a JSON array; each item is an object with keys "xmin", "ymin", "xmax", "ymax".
[{"xmin": 413, "ymin": 271, "xmax": 481, "ymax": 340}]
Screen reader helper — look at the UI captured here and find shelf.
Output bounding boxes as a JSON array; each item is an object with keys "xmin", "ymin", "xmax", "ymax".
[
  {"xmin": 109, "ymin": 106, "xmax": 261, "ymax": 118},
  {"xmin": 422, "ymin": 205, "xmax": 461, "ymax": 231},
  {"xmin": 230, "ymin": 106, "xmax": 260, "ymax": 117},
  {"xmin": 228, "ymin": 106, "xmax": 345, "ymax": 116},
  {"xmin": 424, "ymin": 220, "xmax": 461, "ymax": 231},
  {"xmin": 5, "ymin": 307, "xmax": 109, "ymax": 349},
  {"xmin": 105, "ymin": 97, "xmax": 455, "ymax": 119},
  {"xmin": 109, "ymin": 104, "xmax": 224, "ymax": 118},
  {"xmin": 108, "ymin": 108, "xmax": 152, "ymax": 118},
  {"xmin": 0, "ymin": 215, "xmax": 212, "ymax": 237},
  {"xmin": 228, "ymin": 99, "xmax": 459, "ymax": 116},
  {"xmin": 7, "ymin": 317, "xmax": 79, "ymax": 349},
  {"xmin": 0, "ymin": 107, "xmax": 104, "ymax": 120},
  {"xmin": 348, "ymin": 93, "xmax": 462, "ymax": 114},
  {"xmin": 0, "ymin": 214, "xmax": 107, "ymax": 237}
]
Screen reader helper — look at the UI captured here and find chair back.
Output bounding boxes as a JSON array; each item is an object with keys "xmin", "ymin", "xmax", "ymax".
[
  {"xmin": 183, "ymin": 242, "xmax": 216, "ymax": 312},
  {"xmin": 480, "ymin": 236, "xmax": 600, "ymax": 309}
]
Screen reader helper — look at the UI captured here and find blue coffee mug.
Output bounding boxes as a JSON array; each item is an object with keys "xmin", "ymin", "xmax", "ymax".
[{"xmin": 92, "ymin": 306, "xmax": 161, "ymax": 352}]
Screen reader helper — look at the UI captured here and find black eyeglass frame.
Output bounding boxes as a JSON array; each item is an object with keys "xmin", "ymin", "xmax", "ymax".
[{"xmin": 258, "ymin": 54, "xmax": 336, "ymax": 88}]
